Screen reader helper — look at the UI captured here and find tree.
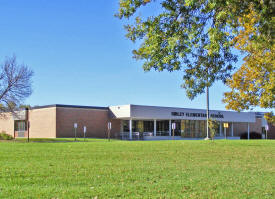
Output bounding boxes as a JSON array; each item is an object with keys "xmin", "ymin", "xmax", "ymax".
[
  {"xmin": 117, "ymin": 0, "xmax": 238, "ymax": 97},
  {"xmin": 116, "ymin": 0, "xmax": 240, "ymax": 138},
  {"xmin": 222, "ymin": 4, "xmax": 275, "ymax": 124},
  {"xmin": 116, "ymin": 0, "xmax": 274, "ymax": 132},
  {"xmin": 0, "ymin": 55, "xmax": 33, "ymax": 115},
  {"xmin": 19, "ymin": 104, "xmax": 32, "ymax": 109},
  {"xmin": 208, "ymin": 118, "xmax": 219, "ymax": 140},
  {"xmin": 264, "ymin": 112, "xmax": 275, "ymax": 125}
]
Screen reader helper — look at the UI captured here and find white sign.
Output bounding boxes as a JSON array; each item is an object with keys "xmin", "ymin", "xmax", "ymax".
[
  {"xmin": 74, "ymin": 123, "xmax": 78, "ymax": 129},
  {"xmin": 108, "ymin": 122, "xmax": 112, "ymax": 130},
  {"xmin": 84, "ymin": 126, "xmax": 86, "ymax": 133},
  {"xmin": 172, "ymin": 123, "xmax": 176, "ymax": 130},
  {"xmin": 265, "ymin": 125, "xmax": 269, "ymax": 131}
]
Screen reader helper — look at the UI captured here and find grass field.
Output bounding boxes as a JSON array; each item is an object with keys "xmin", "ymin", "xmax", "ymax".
[{"xmin": 0, "ymin": 139, "xmax": 274, "ymax": 198}]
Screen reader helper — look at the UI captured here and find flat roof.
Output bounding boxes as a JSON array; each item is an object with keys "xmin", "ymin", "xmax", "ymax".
[
  {"xmin": 109, "ymin": 104, "xmax": 256, "ymax": 123},
  {"xmin": 31, "ymin": 104, "xmax": 108, "ymax": 110},
  {"xmin": 111, "ymin": 104, "xmax": 250, "ymax": 113}
]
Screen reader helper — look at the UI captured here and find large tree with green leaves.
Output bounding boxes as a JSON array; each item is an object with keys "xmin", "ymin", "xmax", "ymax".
[
  {"xmin": 117, "ymin": 0, "xmax": 239, "ymax": 98},
  {"xmin": 116, "ymin": 0, "xmax": 274, "ymax": 135}
]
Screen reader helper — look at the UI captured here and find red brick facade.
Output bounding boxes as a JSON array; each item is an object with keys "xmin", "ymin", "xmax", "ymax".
[
  {"xmin": 231, "ymin": 118, "xmax": 263, "ymax": 137},
  {"xmin": 56, "ymin": 107, "xmax": 120, "ymax": 138}
]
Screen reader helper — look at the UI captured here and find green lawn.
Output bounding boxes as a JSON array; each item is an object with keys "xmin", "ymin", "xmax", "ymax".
[{"xmin": 0, "ymin": 139, "xmax": 274, "ymax": 199}]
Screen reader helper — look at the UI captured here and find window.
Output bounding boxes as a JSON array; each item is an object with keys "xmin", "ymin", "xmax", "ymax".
[
  {"xmin": 181, "ymin": 120, "xmax": 206, "ymax": 138},
  {"xmin": 15, "ymin": 121, "xmax": 26, "ymax": 132},
  {"xmin": 122, "ymin": 120, "xmax": 129, "ymax": 132},
  {"xmin": 156, "ymin": 120, "xmax": 169, "ymax": 136},
  {"xmin": 190, "ymin": 120, "xmax": 197, "ymax": 138},
  {"xmin": 199, "ymin": 120, "xmax": 206, "ymax": 137},
  {"xmin": 143, "ymin": 121, "xmax": 154, "ymax": 132}
]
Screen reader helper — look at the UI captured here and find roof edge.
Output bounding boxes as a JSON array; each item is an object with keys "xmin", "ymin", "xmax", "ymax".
[{"xmin": 31, "ymin": 104, "xmax": 109, "ymax": 110}]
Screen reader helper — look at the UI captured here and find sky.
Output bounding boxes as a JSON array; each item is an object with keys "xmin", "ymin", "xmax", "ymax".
[{"xmin": 0, "ymin": 0, "xmax": 271, "ymax": 112}]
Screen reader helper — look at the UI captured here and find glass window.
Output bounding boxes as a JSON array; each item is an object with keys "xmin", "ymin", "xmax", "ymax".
[
  {"xmin": 132, "ymin": 121, "xmax": 138, "ymax": 132},
  {"xmin": 157, "ymin": 120, "xmax": 169, "ymax": 136},
  {"xmin": 137, "ymin": 121, "xmax": 144, "ymax": 133},
  {"xmin": 122, "ymin": 120, "xmax": 129, "ymax": 132},
  {"xmin": 15, "ymin": 121, "xmax": 26, "ymax": 132},
  {"xmin": 181, "ymin": 120, "xmax": 185, "ymax": 135},
  {"xmin": 195, "ymin": 120, "xmax": 200, "ymax": 137},
  {"xmin": 183, "ymin": 120, "xmax": 191, "ymax": 138},
  {"xmin": 180, "ymin": 120, "xmax": 206, "ymax": 138},
  {"xmin": 199, "ymin": 120, "xmax": 206, "ymax": 137},
  {"xmin": 190, "ymin": 120, "xmax": 196, "ymax": 137},
  {"xmin": 143, "ymin": 121, "xmax": 154, "ymax": 132}
]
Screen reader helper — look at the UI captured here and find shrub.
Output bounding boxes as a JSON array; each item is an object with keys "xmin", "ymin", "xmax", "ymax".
[
  {"xmin": 240, "ymin": 132, "xmax": 262, "ymax": 139},
  {"xmin": 208, "ymin": 119, "xmax": 219, "ymax": 140},
  {"xmin": 0, "ymin": 131, "xmax": 14, "ymax": 140}
]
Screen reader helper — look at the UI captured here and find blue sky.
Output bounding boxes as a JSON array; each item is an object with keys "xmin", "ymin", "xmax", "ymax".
[{"xmin": 0, "ymin": 0, "xmax": 270, "ymax": 112}]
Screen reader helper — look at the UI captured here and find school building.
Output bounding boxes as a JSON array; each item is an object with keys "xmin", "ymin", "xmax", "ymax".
[{"xmin": 0, "ymin": 104, "xmax": 274, "ymax": 140}]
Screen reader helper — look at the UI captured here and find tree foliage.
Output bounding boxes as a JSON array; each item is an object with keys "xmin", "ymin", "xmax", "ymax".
[
  {"xmin": 208, "ymin": 118, "xmax": 219, "ymax": 140},
  {"xmin": 0, "ymin": 56, "xmax": 33, "ymax": 115},
  {"xmin": 264, "ymin": 112, "xmax": 275, "ymax": 125},
  {"xmin": 117, "ymin": 0, "xmax": 274, "ymax": 107},
  {"xmin": 117, "ymin": 0, "xmax": 239, "ymax": 99},
  {"xmin": 223, "ymin": 4, "xmax": 275, "ymax": 112}
]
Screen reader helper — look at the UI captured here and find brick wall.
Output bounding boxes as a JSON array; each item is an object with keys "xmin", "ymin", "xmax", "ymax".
[
  {"xmin": 110, "ymin": 119, "xmax": 121, "ymax": 138},
  {"xmin": 56, "ymin": 107, "xmax": 116, "ymax": 138},
  {"xmin": 267, "ymin": 125, "xmax": 275, "ymax": 139},
  {"xmin": 0, "ymin": 107, "xmax": 122, "ymax": 139},
  {"xmin": 0, "ymin": 113, "xmax": 14, "ymax": 136},
  {"xmin": 28, "ymin": 107, "xmax": 56, "ymax": 138},
  {"xmin": 233, "ymin": 118, "xmax": 262, "ymax": 136}
]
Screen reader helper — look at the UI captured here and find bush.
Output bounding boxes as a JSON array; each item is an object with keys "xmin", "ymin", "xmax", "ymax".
[
  {"xmin": 0, "ymin": 131, "xmax": 14, "ymax": 140},
  {"xmin": 208, "ymin": 119, "xmax": 219, "ymax": 140},
  {"xmin": 240, "ymin": 132, "xmax": 262, "ymax": 139}
]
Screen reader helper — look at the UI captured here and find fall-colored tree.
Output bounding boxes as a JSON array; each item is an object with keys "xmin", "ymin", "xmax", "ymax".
[
  {"xmin": 223, "ymin": 4, "xmax": 275, "ymax": 124},
  {"xmin": 264, "ymin": 112, "xmax": 275, "ymax": 125}
]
